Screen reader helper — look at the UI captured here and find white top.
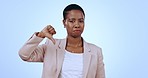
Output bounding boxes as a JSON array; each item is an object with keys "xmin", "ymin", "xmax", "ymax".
[{"xmin": 59, "ymin": 50, "xmax": 83, "ymax": 78}]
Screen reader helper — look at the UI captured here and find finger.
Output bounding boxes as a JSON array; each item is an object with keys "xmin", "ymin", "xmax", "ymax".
[
  {"xmin": 48, "ymin": 27, "xmax": 54, "ymax": 31},
  {"xmin": 47, "ymin": 25, "xmax": 54, "ymax": 31},
  {"xmin": 47, "ymin": 26, "xmax": 56, "ymax": 34},
  {"xmin": 53, "ymin": 30, "xmax": 56, "ymax": 34},
  {"xmin": 49, "ymin": 29, "xmax": 56, "ymax": 34},
  {"xmin": 47, "ymin": 25, "xmax": 52, "ymax": 29},
  {"xmin": 46, "ymin": 33, "xmax": 56, "ymax": 45}
]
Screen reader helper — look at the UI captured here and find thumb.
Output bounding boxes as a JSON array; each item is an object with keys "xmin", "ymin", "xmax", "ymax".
[
  {"xmin": 45, "ymin": 33, "xmax": 56, "ymax": 45},
  {"xmin": 50, "ymin": 37, "xmax": 56, "ymax": 45}
]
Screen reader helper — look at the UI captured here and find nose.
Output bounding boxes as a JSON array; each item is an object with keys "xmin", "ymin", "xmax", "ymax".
[
  {"xmin": 74, "ymin": 24, "xmax": 80, "ymax": 28},
  {"xmin": 74, "ymin": 21, "xmax": 80, "ymax": 28}
]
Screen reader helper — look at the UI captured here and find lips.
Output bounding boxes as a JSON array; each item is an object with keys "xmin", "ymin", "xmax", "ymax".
[
  {"xmin": 74, "ymin": 30, "xmax": 81, "ymax": 31},
  {"xmin": 74, "ymin": 30, "xmax": 81, "ymax": 32}
]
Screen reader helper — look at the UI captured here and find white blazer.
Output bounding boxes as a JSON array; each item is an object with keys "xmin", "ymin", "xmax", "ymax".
[{"xmin": 19, "ymin": 34, "xmax": 105, "ymax": 78}]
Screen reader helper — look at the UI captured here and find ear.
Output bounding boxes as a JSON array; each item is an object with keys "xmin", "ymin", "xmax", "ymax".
[{"xmin": 63, "ymin": 19, "xmax": 66, "ymax": 28}]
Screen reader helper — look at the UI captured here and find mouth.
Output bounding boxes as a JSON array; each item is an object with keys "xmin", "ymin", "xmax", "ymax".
[{"xmin": 74, "ymin": 30, "xmax": 81, "ymax": 32}]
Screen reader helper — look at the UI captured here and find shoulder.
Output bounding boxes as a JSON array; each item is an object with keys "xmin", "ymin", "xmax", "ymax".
[
  {"xmin": 85, "ymin": 42, "xmax": 104, "ymax": 60},
  {"xmin": 45, "ymin": 38, "xmax": 65, "ymax": 45},
  {"xmin": 84, "ymin": 41, "xmax": 102, "ymax": 55},
  {"xmin": 85, "ymin": 41, "xmax": 102, "ymax": 50}
]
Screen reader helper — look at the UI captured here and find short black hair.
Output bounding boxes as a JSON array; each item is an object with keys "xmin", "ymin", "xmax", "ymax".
[{"xmin": 63, "ymin": 4, "xmax": 85, "ymax": 20}]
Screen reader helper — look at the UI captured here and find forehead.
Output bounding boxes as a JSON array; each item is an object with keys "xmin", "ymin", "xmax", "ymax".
[{"xmin": 66, "ymin": 10, "xmax": 84, "ymax": 19}]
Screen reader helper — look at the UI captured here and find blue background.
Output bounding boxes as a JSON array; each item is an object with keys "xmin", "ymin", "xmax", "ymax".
[{"xmin": 0, "ymin": 0, "xmax": 148, "ymax": 78}]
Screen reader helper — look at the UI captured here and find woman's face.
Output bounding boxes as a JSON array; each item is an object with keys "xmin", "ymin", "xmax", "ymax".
[{"xmin": 63, "ymin": 10, "xmax": 85, "ymax": 38}]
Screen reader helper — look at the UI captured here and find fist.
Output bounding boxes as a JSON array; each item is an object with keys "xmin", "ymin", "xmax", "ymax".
[{"xmin": 38, "ymin": 25, "xmax": 56, "ymax": 44}]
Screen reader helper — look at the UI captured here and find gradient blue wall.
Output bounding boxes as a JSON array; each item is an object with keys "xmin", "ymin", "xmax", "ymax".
[{"xmin": 0, "ymin": 0, "xmax": 148, "ymax": 78}]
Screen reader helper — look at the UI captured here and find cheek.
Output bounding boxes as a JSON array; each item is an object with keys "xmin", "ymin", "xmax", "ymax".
[
  {"xmin": 65, "ymin": 25, "xmax": 72, "ymax": 31},
  {"xmin": 66, "ymin": 23, "xmax": 73, "ymax": 29},
  {"xmin": 79, "ymin": 22, "xmax": 84, "ymax": 26},
  {"xmin": 81, "ymin": 24, "xmax": 84, "ymax": 28},
  {"xmin": 67, "ymin": 26, "xmax": 73, "ymax": 31}
]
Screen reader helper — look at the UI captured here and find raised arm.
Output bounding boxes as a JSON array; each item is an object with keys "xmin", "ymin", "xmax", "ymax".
[
  {"xmin": 18, "ymin": 25, "xmax": 56, "ymax": 62},
  {"xmin": 19, "ymin": 33, "xmax": 45, "ymax": 62}
]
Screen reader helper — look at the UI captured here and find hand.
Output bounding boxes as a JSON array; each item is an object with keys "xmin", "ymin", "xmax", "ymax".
[{"xmin": 38, "ymin": 25, "xmax": 56, "ymax": 44}]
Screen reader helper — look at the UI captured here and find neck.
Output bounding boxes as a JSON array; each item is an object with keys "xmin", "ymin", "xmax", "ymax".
[{"xmin": 66, "ymin": 36, "xmax": 83, "ymax": 47}]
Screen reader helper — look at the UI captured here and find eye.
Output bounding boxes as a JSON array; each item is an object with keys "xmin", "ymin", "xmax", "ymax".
[
  {"xmin": 79, "ymin": 20, "xmax": 84, "ymax": 23},
  {"xmin": 69, "ymin": 20, "xmax": 75, "ymax": 23}
]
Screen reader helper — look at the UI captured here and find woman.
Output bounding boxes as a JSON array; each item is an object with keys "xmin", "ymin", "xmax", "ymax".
[{"xmin": 19, "ymin": 4, "xmax": 105, "ymax": 78}]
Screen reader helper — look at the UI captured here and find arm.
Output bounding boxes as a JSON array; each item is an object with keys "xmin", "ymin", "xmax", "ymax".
[
  {"xmin": 96, "ymin": 48, "xmax": 105, "ymax": 78},
  {"xmin": 18, "ymin": 33, "xmax": 45, "ymax": 62},
  {"xmin": 18, "ymin": 25, "xmax": 56, "ymax": 62}
]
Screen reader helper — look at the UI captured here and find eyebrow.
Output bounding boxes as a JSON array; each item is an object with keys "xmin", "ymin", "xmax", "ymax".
[{"xmin": 68, "ymin": 18, "xmax": 84, "ymax": 20}]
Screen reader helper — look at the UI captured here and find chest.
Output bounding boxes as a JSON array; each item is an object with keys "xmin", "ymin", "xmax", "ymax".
[{"xmin": 43, "ymin": 45, "xmax": 98, "ymax": 78}]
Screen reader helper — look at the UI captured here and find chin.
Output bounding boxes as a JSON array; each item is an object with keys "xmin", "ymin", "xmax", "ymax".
[{"xmin": 72, "ymin": 35, "xmax": 81, "ymax": 38}]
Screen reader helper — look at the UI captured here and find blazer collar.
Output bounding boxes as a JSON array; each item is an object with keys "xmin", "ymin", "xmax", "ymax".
[
  {"xmin": 58, "ymin": 37, "xmax": 91, "ymax": 52},
  {"xmin": 58, "ymin": 38, "xmax": 66, "ymax": 50}
]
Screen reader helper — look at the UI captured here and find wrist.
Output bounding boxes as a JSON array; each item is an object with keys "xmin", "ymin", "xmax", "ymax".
[{"xmin": 36, "ymin": 32, "xmax": 45, "ymax": 38}]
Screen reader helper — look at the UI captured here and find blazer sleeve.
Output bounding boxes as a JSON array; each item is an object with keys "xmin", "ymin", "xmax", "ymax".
[
  {"xmin": 96, "ymin": 48, "xmax": 105, "ymax": 78},
  {"xmin": 18, "ymin": 33, "xmax": 46, "ymax": 62}
]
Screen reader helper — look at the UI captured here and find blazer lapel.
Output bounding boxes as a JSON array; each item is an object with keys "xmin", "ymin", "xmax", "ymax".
[
  {"xmin": 83, "ymin": 41, "xmax": 92, "ymax": 78},
  {"xmin": 56, "ymin": 39, "xmax": 66, "ymax": 76}
]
